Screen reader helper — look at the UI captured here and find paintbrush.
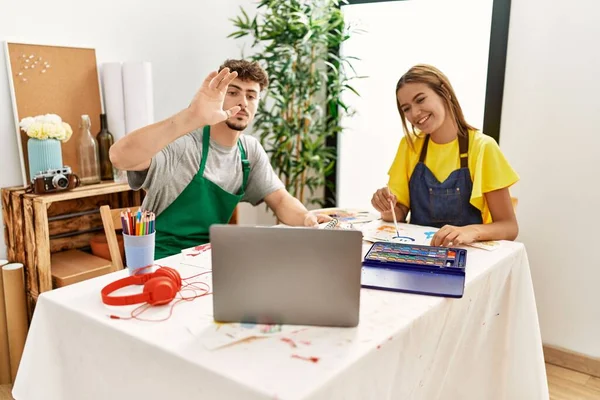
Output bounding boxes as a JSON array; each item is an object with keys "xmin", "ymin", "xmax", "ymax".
[
  {"xmin": 387, "ymin": 186, "xmax": 400, "ymax": 238},
  {"xmin": 390, "ymin": 200, "xmax": 400, "ymax": 238}
]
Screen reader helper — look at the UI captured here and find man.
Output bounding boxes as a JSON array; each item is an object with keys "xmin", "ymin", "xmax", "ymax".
[{"xmin": 110, "ymin": 59, "xmax": 330, "ymax": 259}]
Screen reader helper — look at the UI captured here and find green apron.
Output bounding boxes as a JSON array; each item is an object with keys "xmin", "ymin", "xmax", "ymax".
[{"xmin": 154, "ymin": 125, "xmax": 250, "ymax": 259}]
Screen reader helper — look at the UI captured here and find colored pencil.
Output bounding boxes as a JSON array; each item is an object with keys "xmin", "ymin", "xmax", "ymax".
[{"xmin": 120, "ymin": 210, "xmax": 156, "ymax": 236}]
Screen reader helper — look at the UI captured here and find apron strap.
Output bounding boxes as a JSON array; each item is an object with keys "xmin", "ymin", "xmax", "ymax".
[
  {"xmin": 200, "ymin": 125, "xmax": 250, "ymax": 194},
  {"xmin": 237, "ymin": 139, "xmax": 250, "ymax": 194},
  {"xmin": 199, "ymin": 125, "xmax": 211, "ymax": 175},
  {"xmin": 419, "ymin": 134, "xmax": 430, "ymax": 163},
  {"xmin": 458, "ymin": 133, "xmax": 468, "ymax": 169},
  {"xmin": 419, "ymin": 133, "xmax": 469, "ymax": 168}
]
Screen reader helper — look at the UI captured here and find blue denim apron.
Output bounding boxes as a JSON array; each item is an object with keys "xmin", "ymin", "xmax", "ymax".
[{"xmin": 408, "ymin": 134, "xmax": 483, "ymax": 228}]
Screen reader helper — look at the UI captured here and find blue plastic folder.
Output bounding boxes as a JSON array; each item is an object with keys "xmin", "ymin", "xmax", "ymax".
[{"xmin": 361, "ymin": 242, "xmax": 468, "ymax": 298}]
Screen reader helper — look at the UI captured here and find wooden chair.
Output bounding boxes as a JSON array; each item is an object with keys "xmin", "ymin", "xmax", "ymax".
[
  {"xmin": 229, "ymin": 206, "xmax": 238, "ymax": 224},
  {"xmin": 99, "ymin": 205, "xmax": 140, "ymax": 272}
]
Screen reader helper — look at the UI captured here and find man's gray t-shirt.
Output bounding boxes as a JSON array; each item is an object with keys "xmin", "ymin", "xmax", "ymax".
[{"xmin": 127, "ymin": 128, "xmax": 285, "ymax": 216}]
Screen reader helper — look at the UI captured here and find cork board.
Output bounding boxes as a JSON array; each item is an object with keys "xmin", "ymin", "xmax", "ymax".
[{"xmin": 4, "ymin": 42, "xmax": 102, "ymax": 186}]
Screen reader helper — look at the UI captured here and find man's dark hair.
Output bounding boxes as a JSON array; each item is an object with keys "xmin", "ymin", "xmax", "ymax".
[{"xmin": 219, "ymin": 59, "xmax": 269, "ymax": 91}]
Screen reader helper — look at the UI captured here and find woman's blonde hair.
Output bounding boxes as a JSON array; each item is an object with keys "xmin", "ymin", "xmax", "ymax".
[{"xmin": 395, "ymin": 64, "xmax": 476, "ymax": 150}]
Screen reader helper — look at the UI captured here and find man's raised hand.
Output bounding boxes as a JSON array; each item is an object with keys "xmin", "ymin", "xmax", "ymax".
[{"xmin": 188, "ymin": 68, "xmax": 241, "ymax": 127}]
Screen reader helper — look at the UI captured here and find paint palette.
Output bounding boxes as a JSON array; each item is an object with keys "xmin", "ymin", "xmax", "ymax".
[
  {"xmin": 361, "ymin": 242, "xmax": 468, "ymax": 298},
  {"xmin": 363, "ymin": 242, "xmax": 467, "ymax": 272}
]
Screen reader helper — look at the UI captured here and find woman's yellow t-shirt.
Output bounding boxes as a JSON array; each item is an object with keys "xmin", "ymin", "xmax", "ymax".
[{"xmin": 387, "ymin": 130, "xmax": 519, "ymax": 224}]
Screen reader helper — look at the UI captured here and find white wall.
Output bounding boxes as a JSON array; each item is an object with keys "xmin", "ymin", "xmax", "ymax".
[
  {"xmin": 0, "ymin": 0, "xmax": 274, "ymax": 259},
  {"xmin": 338, "ymin": 0, "xmax": 493, "ymax": 209},
  {"xmin": 339, "ymin": 0, "xmax": 600, "ymax": 359},
  {"xmin": 500, "ymin": 1, "xmax": 600, "ymax": 357}
]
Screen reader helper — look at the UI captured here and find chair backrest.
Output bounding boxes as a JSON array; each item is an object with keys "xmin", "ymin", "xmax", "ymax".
[{"xmin": 99, "ymin": 205, "xmax": 140, "ymax": 271}]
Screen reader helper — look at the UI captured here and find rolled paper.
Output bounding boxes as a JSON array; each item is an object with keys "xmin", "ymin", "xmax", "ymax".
[
  {"xmin": 100, "ymin": 63, "xmax": 127, "ymax": 143},
  {"xmin": 2, "ymin": 263, "xmax": 29, "ymax": 382},
  {"xmin": 122, "ymin": 61, "xmax": 154, "ymax": 134},
  {"xmin": 0, "ymin": 259, "xmax": 10, "ymax": 384}
]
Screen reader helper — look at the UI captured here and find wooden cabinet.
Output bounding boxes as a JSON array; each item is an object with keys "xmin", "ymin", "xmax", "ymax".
[{"xmin": 1, "ymin": 182, "xmax": 143, "ymax": 320}]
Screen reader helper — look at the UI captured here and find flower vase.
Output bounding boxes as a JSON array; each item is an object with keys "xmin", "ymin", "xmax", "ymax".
[{"xmin": 27, "ymin": 138, "xmax": 63, "ymax": 182}]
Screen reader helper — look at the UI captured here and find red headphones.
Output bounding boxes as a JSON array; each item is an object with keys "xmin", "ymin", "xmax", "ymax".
[{"xmin": 101, "ymin": 267, "xmax": 182, "ymax": 306}]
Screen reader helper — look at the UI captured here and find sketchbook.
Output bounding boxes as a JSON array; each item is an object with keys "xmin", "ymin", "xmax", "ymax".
[{"xmin": 360, "ymin": 220, "xmax": 501, "ymax": 251}]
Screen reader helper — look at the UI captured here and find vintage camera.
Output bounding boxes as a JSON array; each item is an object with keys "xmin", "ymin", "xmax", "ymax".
[{"xmin": 32, "ymin": 166, "xmax": 80, "ymax": 194}]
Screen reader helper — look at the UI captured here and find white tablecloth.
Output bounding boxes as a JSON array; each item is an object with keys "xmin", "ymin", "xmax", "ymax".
[{"xmin": 12, "ymin": 241, "xmax": 548, "ymax": 400}]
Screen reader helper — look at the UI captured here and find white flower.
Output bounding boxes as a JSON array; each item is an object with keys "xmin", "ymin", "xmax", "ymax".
[
  {"xmin": 42, "ymin": 114, "xmax": 61, "ymax": 124},
  {"xmin": 53, "ymin": 124, "xmax": 67, "ymax": 141},
  {"xmin": 42, "ymin": 122, "xmax": 58, "ymax": 137},
  {"xmin": 20, "ymin": 113, "xmax": 73, "ymax": 142},
  {"xmin": 19, "ymin": 117, "xmax": 35, "ymax": 131},
  {"xmin": 26, "ymin": 121, "xmax": 47, "ymax": 140},
  {"xmin": 61, "ymin": 122, "xmax": 73, "ymax": 142}
]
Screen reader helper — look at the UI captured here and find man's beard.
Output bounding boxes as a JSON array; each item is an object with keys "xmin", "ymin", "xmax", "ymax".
[{"xmin": 225, "ymin": 119, "xmax": 247, "ymax": 131}]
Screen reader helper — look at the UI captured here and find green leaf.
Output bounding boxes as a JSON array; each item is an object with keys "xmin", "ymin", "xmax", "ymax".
[
  {"xmin": 343, "ymin": 84, "xmax": 360, "ymax": 97},
  {"xmin": 228, "ymin": 0, "xmax": 360, "ymax": 206}
]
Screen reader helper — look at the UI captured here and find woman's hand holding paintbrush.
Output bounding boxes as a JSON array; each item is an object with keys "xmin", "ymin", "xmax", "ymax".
[
  {"xmin": 388, "ymin": 193, "xmax": 401, "ymax": 238},
  {"xmin": 371, "ymin": 186, "xmax": 408, "ymax": 233}
]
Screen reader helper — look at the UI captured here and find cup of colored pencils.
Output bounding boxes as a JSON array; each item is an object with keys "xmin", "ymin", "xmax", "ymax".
[
  {"xmin": 121, "ymin": 209, "xmax": 156, "ymax": 275},
  {"xmin": 120, "ymin": 209, "xmax": 155, "ymax": 236}
]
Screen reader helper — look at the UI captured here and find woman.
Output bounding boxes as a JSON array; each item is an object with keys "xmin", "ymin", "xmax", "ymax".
[{"xmin": 371, "ymin": 64, "xmax": 519, "ymax": 247}]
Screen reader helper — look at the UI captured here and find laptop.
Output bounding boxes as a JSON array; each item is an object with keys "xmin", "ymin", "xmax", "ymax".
[{"xmin": 209, "ymin": 224, "xmax": 363, "ymax": 327}]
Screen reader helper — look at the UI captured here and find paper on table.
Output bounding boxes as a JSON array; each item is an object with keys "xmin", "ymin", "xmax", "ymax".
[
  {"xmin": 315, "ymin": 208, "xmax": 379, "ymax": 225},
  {"xmin": 361, "ymin": 220, "xmax": 437, "ymax": 246},
  {"xmin": 180, "ymin": 244, "xmax": 212, "ymax": 269},
  {"xmin": 361, "ymin": 220, "xmax": 501, "ymax": 251},
  {"xmin": 189, "ymin": 321, "xmax": 296, "ymax": 350},
  {"xmin": 466, "ymin": 241, "xmax": 501, "ymax": 251},
  {"xmin": 318, "ymin": 218, "xmax": 358, "ymax": 231},
  {"xmin": 100, "ymin": 63, "xmax": 126, "ymax": 142},
  {"xmin": 122, "ymin": 62, "xmax": 154, "ymax": 134}
]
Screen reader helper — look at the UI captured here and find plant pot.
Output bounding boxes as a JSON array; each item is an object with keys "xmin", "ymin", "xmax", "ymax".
[
  {"xmin": 90, "ymin": 233, "xmax": 124, "ymax": 262},
  {"xmin": 27, "ymin": 138, "xmax": 63, "ymax": 182}
]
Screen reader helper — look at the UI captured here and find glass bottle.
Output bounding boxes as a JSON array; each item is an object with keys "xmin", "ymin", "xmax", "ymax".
[
  {"xmin": 77, "ymin": 114, "xmax": 101, "ymax": 185},
  {"xmin": 96, "ymin": 113, "xmax": 115, "ymax": 181}
]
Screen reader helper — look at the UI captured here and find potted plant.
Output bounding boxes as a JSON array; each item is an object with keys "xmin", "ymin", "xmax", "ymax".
[
  {"xmin": 19, "ymin": 113, "xmax": 73, "ymax": 182},
  {"xmin": 230, "ymin": 0, "xmax": 361, "ymax": 207}
]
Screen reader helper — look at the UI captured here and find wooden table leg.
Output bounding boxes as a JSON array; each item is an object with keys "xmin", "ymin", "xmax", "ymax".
[{"xmin": 33, "ymin": 200, "xmax": 51, "ymax": 293}]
